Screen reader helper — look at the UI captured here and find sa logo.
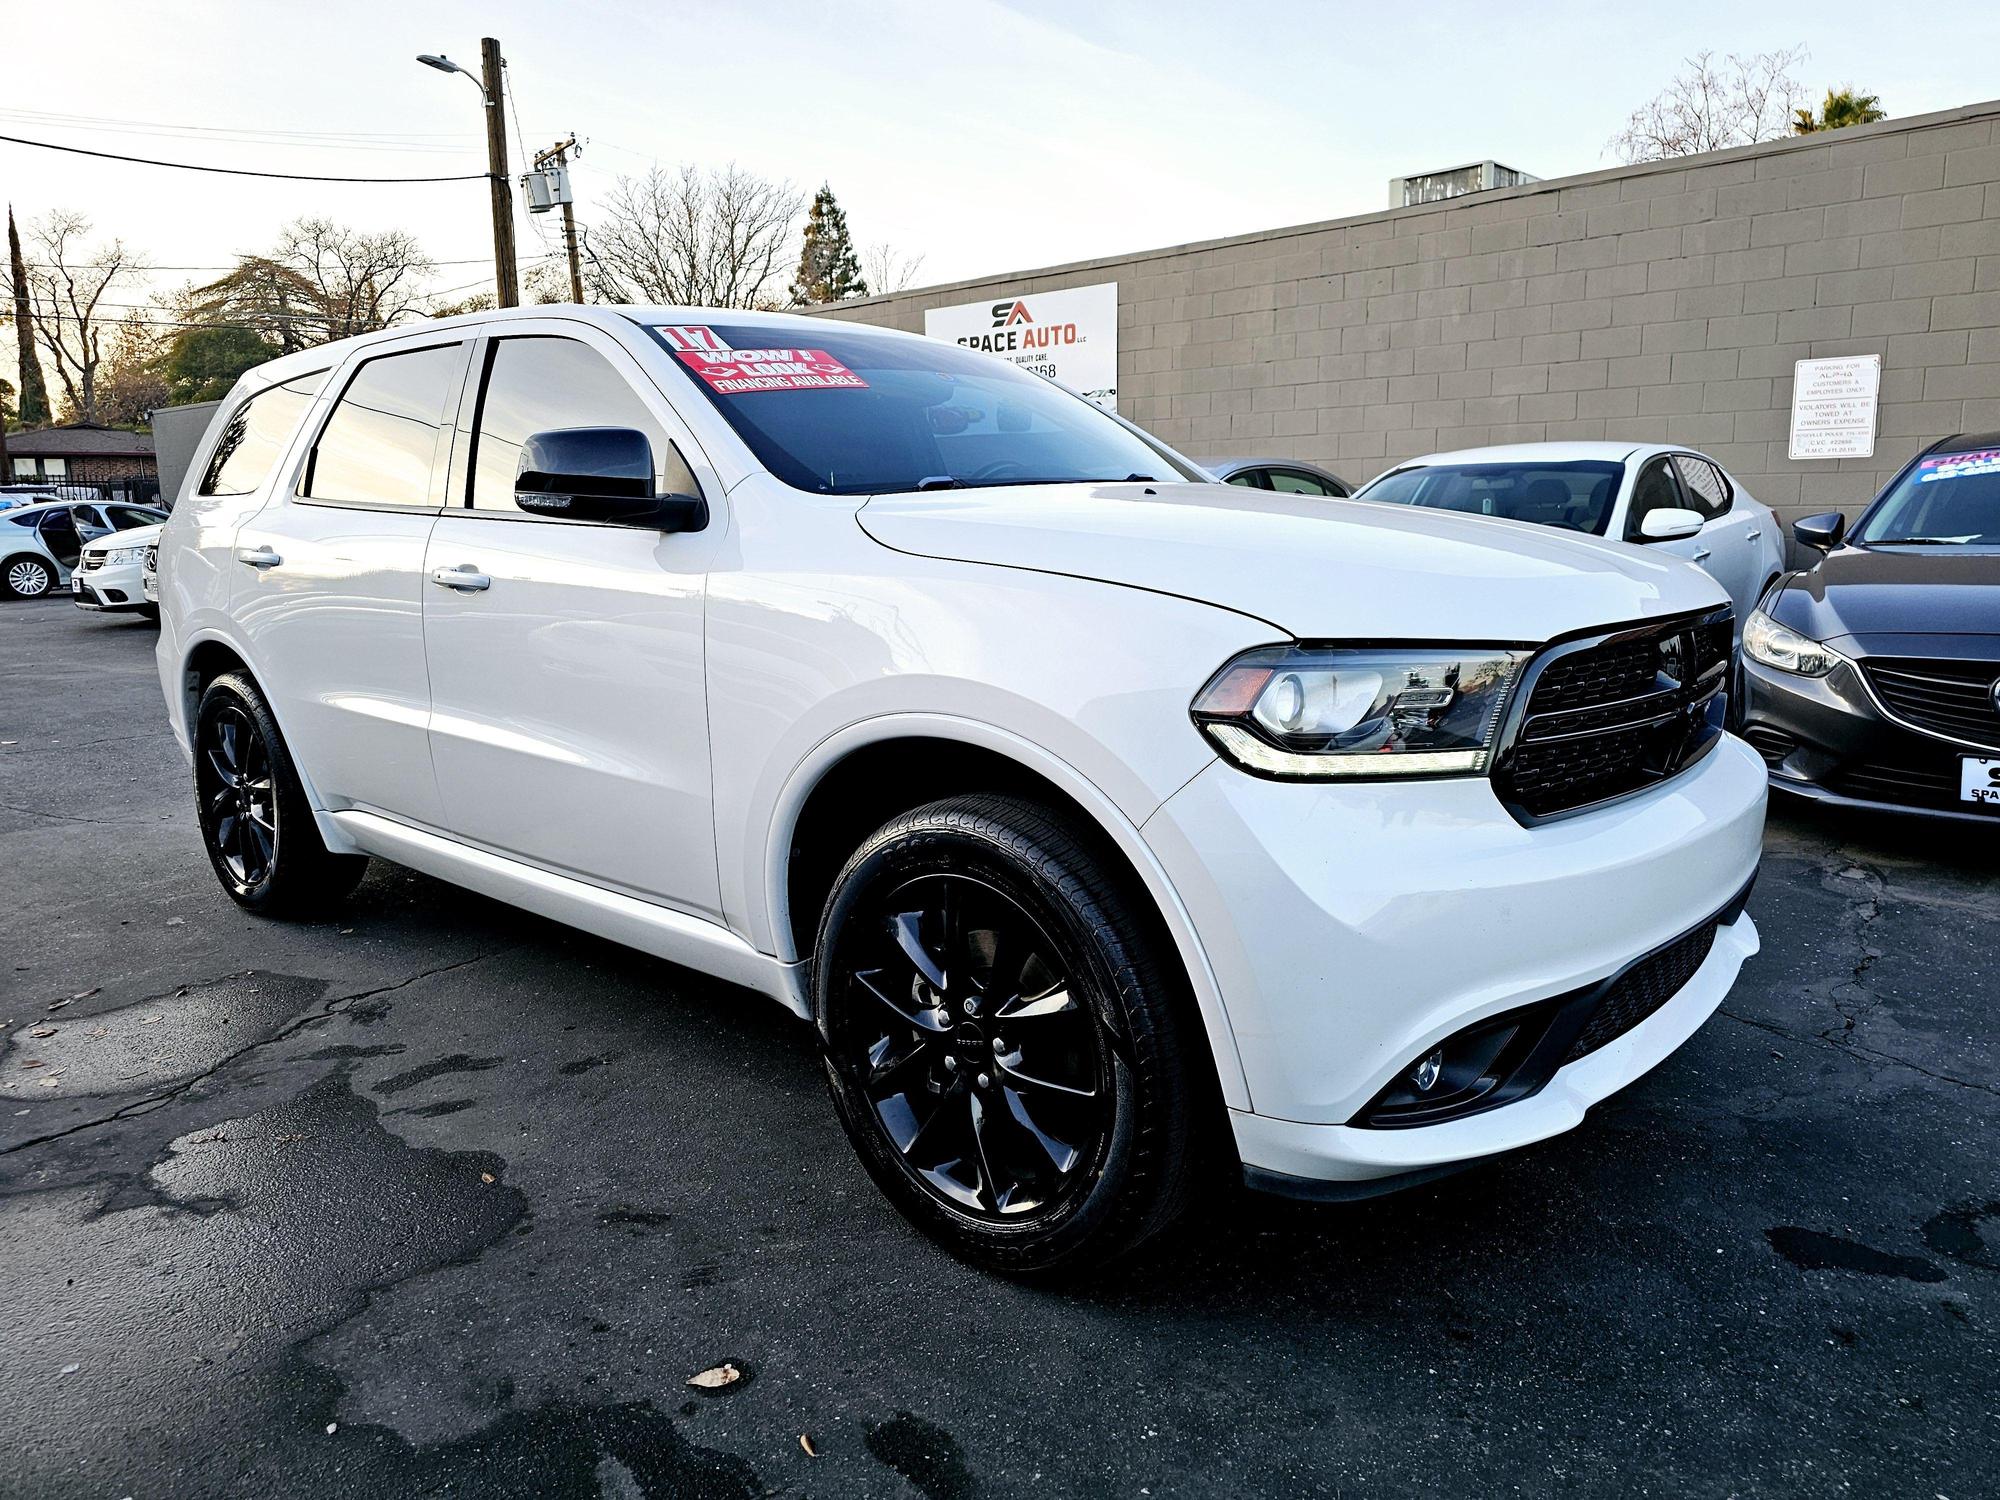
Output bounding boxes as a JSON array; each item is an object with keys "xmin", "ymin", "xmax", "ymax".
[{"xmin": 989, "ymin": 300, "xmax": 1033, "ymax": 328}]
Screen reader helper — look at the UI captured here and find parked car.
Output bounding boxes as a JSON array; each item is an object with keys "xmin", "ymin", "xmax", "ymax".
[
  {"xmin": 73, "ymin": 521, "xmax": 164, "ymax": 619},
  {"xmin": 1741, "ymin": 431, "xmax": 2000, "ymax": 822},
  {"xmin": 1200, "ymin": 457, "xmax": 1351, "ymax": 497},
  {"xmin": 0, "ymin": 499, "xmax": 168, "ymax": 598},
  {"xmin": 156, "ymin": 307, "xmax": 1764, "ymax": 1273},
  {"xmin": 1350, "ymin": 443, "xmax": 1786, "ymax": 643},
  {"xmin": 141, "ymin": 539, "xmax": 159, "ymax": 606}
]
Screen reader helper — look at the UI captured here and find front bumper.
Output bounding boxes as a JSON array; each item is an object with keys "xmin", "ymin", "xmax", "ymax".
[
  {"xmin": 71, "ymin": 559, "xmax": 150, "ymax": 613},
  {"xmin": 1743, "ymin": 648, "xmax": 2000, "ymax": 825},
  {"xmin": 1142, "ymin": 734, "xmax": 1767, "ymax": 1184}
]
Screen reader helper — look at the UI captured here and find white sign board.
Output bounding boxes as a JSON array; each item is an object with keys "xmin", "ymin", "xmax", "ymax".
[
  {"xmin": 925, "ymin": 282, "xmax": 1119, "ymax": 410},
  {"xmin": 1789, "ymin": 355, "xmax": 1881, "ymax": 461}
]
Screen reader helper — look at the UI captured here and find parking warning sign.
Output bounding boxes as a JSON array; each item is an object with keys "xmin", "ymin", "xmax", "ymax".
[{"xmin": 655, "ymin": 326, "xmax": 868, "ymax": 394}]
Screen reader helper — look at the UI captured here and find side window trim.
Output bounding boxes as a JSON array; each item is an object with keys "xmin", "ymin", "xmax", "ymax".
[
  {"xmin": 293, "ymin": 338, "xmax": 470, "ymax": 514},
  {"xmin": 1670, "ymin": 452, "xmax": 1733, "ymax": 520}
]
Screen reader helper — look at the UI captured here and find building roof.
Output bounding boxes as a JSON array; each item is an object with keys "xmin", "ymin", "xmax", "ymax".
[{"xmin": 8, "ymin": 424, "xmax": 156, "ymax": 458}]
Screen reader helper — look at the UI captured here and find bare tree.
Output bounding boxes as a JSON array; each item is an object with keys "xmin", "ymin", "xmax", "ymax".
[
  {"xmin": 273, "ymin": 218, "xmax": 434, "ymax": 342},
  {"xmin": 24, "ymin": 212, "xmax": 146, "ymax": 425},
  {"xmin": 585, "ymin": 164, "xmax": 802, "ymax": 309},
  {"xmin": 861, "ymin": 242, "xmax": 926, "ymax": 297},
  {"xmin": 1611, "ymin": 47, "xmax": 1809, "ymax": 163}
]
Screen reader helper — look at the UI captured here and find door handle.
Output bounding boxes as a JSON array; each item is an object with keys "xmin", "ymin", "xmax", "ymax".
[
  {"xmin": 430, "ymin": 565, "xmax": 492, "ymax": 592},
  {"xmin": 235, "ymin": 545, "xmax": 282, "ymax": 569},
  {"xmin": 1692, "ymin": 548, "xmax": 1712, "ymax": 562}
]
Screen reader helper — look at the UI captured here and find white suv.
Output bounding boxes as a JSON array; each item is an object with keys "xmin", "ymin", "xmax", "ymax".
[{"xmin": 155, "ymin": 307, "xmax": 1765, "ymax": 1273}]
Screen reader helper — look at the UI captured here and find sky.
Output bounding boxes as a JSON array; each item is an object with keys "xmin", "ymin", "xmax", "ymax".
[{"xmin": 4, "ymin": 0, "xmax": 1998, "ymax": 321}]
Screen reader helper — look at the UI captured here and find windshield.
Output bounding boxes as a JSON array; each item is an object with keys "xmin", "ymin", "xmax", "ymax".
[
  {"xmin": 1852, "ymin": 447, "xmax": 2000, "ymax": 545},
  {"xmin": 1354, "ymin": 460, "xmax": 1625, "ymax": 534},
  {"xmin": 648, "ymin": 322, "xmax": 1198, "ymax": 496}
]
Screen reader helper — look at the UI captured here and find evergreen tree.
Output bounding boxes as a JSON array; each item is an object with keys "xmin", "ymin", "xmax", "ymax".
[
  {"xmin": 788, "ymin": 185, "xmax": 869, "ymax": 306},
  {"xmin": 1793, "ymin": 87, "xmax": 1888, "ymax": 135},
  {"xmin": 7, "ymin": 206, "xmax": 52, "ymax": 427}
]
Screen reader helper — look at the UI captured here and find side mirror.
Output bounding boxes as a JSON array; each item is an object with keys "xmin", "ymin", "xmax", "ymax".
[
  {"xmin": 514, "ymin": 427, "xmax": 707, "ymax": 532},
  {"xmin": 1637, "ymin": 506, "xmax": 1705, "ymax": 542},
  {"xmin": 1792, "ymin": 511, "xmax": 1845, "ymax": 551}
]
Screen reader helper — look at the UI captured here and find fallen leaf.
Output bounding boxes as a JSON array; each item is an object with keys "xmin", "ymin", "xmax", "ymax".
[
  {"xmin": 140, "ymin": 1016, "xmax": 163, "ymax": 1026},
  {"xmin": 59, "ymin": 1362, "xmax": 79, "ymax": 1375},
  {"xmin": 799, "ymin": 1433, "xmax": 818, "ymax": 1458},
  {"xmin": 72, "ymin": 988, "xmax": 99, "ymax": 1001},
  {"xmin": 20, "ymin": 1060, "xmax": 45, "ymax": 1070},
  {"xmin": 480, "ymin": 1173, "xmax": 495, "ymax": 1184},
  {"xmin": 46, "ymin": 999, "xmax": 71, "ymax": 1012},
  {"xmin": 687, "ymin": 1363, "xmax": 741, "ymax": 1390},
  {"xmin": 28, "ymin": 1028, "xmax": 55, "ymax": 1039},
  {"xmin": 165, "ymin": 918, "xmax": 185, "ymax": 928},
  {"xmin": 86, "ymin": 1027, "xmax": 110, "ymax": 1039},
  {"xmin": 38, "ymin": 1078, "xmax": 60, "ymax": 1089}
]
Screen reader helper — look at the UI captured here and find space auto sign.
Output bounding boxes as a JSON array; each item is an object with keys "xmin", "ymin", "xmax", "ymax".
[{"xmin": 924, "ymin": 282, "xmax": 1119, "ymax": 410}]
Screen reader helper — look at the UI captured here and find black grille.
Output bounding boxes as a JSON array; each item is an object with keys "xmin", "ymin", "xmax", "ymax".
[
  {"xmin": 1826, "ymin": 753, "xmax": 1995, "ymax": 815},
  {"xmin": 1564, "ymin": 920, "xmax": 1719, "ymax": 1063},
  {"xmin": 1494, "ymin": 610, "xmax": 1734, "ymax": 819},
  {"xmin": 1741, "ymin": 724, "xmax": 1797, "ymax": 766},
  {"xmin": 1861, "ymin": 657, "xmax": 2000, "ymax": 750}
]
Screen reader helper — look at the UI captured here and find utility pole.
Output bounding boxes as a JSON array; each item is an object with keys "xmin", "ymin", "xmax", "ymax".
[
  {"xmin": 480, "ymin": 37, "xmax": 519, "ymax": 307},
  {"xmin": 533, "ymin": 137, "xmax": 586, "ymax": 303}
]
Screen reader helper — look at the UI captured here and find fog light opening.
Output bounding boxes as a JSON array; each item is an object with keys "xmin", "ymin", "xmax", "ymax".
[{"xmin": 1411, "ymin": 1049, "xmax": 1443, "ymax": 1093}]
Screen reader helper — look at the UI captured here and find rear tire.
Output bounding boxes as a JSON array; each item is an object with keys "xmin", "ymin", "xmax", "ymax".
[
  {"xmin": 3, "ymin": 555, "xmax": 54, "ymax": 599},
  {"xmin": 813, "ymin": 794, "xmax": 1214, "ymax": 1276},
  {"xmin": 194, "ymin": 672, "xmax": 367, "ymax": 916}
]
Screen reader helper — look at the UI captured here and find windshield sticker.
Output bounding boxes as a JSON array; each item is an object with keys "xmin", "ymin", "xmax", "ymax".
[
  {"xmin": 655, "ymin": 325, "xmax": 868, "ymax": 394},
  {"xmin": 1918, "ymin": 449, "xmax": 2000, "ymax": 482}
]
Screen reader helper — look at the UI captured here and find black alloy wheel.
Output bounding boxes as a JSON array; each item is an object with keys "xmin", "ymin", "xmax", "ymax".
[
  {"xmin": 200, "ymin": 701, "xmax": 278, "ymax": 889},
  {"xmin": 193, "ymin": 672, "xmax": 368, "ymax": 914},
  {"xmin": 837, "ymin": 871, "xmax": 1112, "ymax": 1220},
  {"xmin": 815, "ymin": 794, "xmax": 1214, "ymax": 1275}
]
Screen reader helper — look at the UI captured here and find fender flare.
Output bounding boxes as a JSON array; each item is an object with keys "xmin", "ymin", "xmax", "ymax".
[{"xmin": 763, "ymin": 712, "xmax": 1251, "ymax": 1111}]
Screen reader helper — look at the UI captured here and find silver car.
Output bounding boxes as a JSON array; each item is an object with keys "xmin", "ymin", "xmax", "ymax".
[{"xmin": 1, "ymin": 500, "xmax": 168, "ymax": 599}]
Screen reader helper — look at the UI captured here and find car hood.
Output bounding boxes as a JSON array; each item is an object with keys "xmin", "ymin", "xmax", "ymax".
[
  {"xmin": 81, "ymin": 523, "xmax": 164, "ymax": 557},
  {"xmin": 857, "ymin": 482, "xmax": 1726, "ymax": 640},
  {"xmin": 1769, "ymin": 545, "xmax": 2000, "ymax": 642}
]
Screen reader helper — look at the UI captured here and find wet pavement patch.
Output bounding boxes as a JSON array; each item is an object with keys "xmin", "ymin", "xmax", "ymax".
[
  {"xmin": 373, "ymin": 1052, "xmax": 505, "ymax": 1095},
  {"xmin": 865, "ymin": 1412, "xmax": 975, "ymax": 1500},
  {"xmin": 1765, "ymin": 1225, "xmax": 1947, "ymax": 1282},
  {"xmin": 0, "ymin": 971, "xmax": 327, "ymax": 1113},
  {"xmin": 1922, "ymin": 1200, "xmax": 1999, "ymax": 1270}
]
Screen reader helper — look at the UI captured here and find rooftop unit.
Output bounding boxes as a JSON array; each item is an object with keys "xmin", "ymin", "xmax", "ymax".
[{"xmin": 1388, "ymin": 161, "xmax": 1541, "ymax": 209}]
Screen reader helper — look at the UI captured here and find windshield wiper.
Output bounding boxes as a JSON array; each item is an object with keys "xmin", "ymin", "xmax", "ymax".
[
  {"xmin": 1869, "ymin": 536, "xmax": 1979, "ymax": 545},
  {"xmin": 913, "ymin": 475, "xmax": 965, "ymax": 491}
]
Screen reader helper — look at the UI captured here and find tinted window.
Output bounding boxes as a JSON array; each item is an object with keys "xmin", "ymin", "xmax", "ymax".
[
  {"xmin": 1225, "ymin": 470, "xmax": 1265, "ymax": 489},
  {"xmin": 1358, "ymin": 461, "xmax": 1623, "ymax": 534},
  {"xmin": 303, "ymin": 345, "xmax": 464, "ymax": 508},
  {"xmin": 201, "ymin": 372, "xmax": 327, "ymax": 496},
  {"xmin": 1625, "ymin": 457, "xmax": 1686, "ymax": 538},
  {"xmin": 1267, "ymin": 468, "xmax": 1339, "ymax": 497},
  {"xmin": 107, "ymin": 506, "xmax": 166, "ymax": 530},
  {"xmin": 468, "ymin": 337, "xmax": 695, "ymax": 512},
  {"xmin": 5, "ymin": 512, "xmax": 38, "ymax": 527},
  {"xmin": 653, "ymin": 322, "xmax": 1197, "ymax": 496},
  {"xmin": 1852, "ymin": 447, "xmax": 2000, "ymax": 546},
  {"xmin": 1671, "ymin": 455, "xmax": 1731, "ymax": 519}
]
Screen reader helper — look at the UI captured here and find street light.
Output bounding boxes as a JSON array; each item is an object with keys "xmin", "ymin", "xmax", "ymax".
[{"xmin": 416, "ymin": 40, "xmax": 518, "ymax": 307}]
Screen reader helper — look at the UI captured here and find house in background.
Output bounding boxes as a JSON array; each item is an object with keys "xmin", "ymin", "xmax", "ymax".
[{"xmin": 6, "ymin": 423, "xmax": 161, "ymax": 503}]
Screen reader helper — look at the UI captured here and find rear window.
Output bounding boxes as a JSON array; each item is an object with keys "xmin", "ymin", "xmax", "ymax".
[
  {"xmin": 200, "ymin": 371, "xmax": 327, "ymax": 496},
  {"xmin": 649, "ymin": 323, "xmax": 1196, "ymax": 496},
  {"xmin": 1356, "ymin": 461, "xmax": 1625, "ymax": 535}
]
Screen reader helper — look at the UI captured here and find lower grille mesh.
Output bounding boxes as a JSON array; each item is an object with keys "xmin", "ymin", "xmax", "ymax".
[{"xmin": 1564, "ymin": 920, "xmax": 1720, "ymax": 1063}]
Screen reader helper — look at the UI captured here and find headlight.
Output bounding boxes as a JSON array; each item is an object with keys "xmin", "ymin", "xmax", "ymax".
[
  {"xmin": 1191, "ymin": 645, "xmax": 1529, "ymax": 779},
  {"xmin": 1743, "ymin": 608, "xmax": 1845, "ymax": 677},
  {"xmin": 101, "ymin": 545, "xmax": 148, "ymax": 567}
]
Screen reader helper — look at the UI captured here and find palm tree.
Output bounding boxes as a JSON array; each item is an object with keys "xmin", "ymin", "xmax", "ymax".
[{"xmin": 1793, "ymin": 88, "xmax": 1887, "ymax": 135}]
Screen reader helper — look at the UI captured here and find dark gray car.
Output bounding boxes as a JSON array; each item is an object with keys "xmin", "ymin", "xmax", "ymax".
[
  {"xmin": 1741, "ymin": 429, "xmax": 2000, "ymax": 823},
  {"xmin": 1198, "ymin": 457, "xmax": 1351, "ymax": 497}
]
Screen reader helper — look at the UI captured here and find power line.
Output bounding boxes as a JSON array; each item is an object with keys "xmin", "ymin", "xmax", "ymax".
[
  {"xmin": 0, "ymin": 105, "xmax": 476, "ymax": 143},
  {"xmin": 0, "ymin": 132, "xmax": 492, "ymax": 183}
]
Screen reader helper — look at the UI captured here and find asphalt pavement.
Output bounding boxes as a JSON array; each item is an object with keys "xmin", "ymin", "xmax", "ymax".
[{"xmin": 2, "ymin": 594, "xmax": 1995, "ymax": 1498}]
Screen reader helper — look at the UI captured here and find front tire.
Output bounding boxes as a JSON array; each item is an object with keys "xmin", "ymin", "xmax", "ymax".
[
  {"xmin": 4, "ymin": 555, "xmax": 55, "ymax": 598},
  {"xmin": 813, "ymin": 794, "xmax": 1213, "ymax": 1275},
  {"xmin": 194, "ymin": 672, "xmax": 367, "ymax": 915}
]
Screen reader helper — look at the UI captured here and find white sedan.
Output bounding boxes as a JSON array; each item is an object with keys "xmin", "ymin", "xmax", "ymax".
[
  {"xmin": 1351, "ymin": 442, "xmax": 1787, "ymax": 637},
  {"xmin": 72, "ymin": 521, "xmax": 163, "ymax": 619}
]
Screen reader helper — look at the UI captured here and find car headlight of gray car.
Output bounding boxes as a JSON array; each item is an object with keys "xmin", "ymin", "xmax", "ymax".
[
  {"xmin": 1742, "ymin": 608, "xmax": 1847, "ymax": 677},
  {"xmin": 1191, "ymin": 645, "xmax": 1530, "ymax": 778}
]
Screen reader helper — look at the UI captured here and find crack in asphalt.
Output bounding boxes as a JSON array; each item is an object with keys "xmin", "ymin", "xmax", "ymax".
[
  {"xmin": 0, "ymin": 800, "xmax": 177, "ymax": 827},
  {"xmin": 0, "ymin": 951, "xmax": 513, "ymax": 1157}
]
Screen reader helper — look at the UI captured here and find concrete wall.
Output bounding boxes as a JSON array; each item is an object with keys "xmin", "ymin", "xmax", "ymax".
[{"xmin": 819, "ymin": 100, "xmax": 2000, "ymax": 531}]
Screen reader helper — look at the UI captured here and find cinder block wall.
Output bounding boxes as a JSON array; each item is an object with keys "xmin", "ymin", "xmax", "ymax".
[{"xmin": 818, "ymin": 100, "xmax": 2000, "ymax": 531}]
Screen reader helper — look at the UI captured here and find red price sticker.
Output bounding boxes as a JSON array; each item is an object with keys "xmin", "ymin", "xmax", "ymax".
[{"xmin": 656, "ymin": 326, "xmax": 868, "ymax": 394}]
